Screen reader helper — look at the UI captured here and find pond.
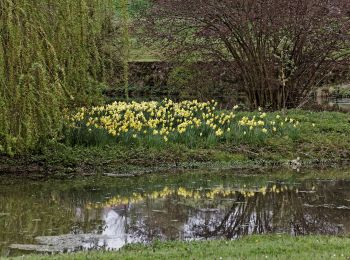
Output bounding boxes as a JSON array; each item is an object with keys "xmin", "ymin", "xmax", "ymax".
[{"xmin": 1, "ymin": 168, "xmax": 350, "ymax": 257}]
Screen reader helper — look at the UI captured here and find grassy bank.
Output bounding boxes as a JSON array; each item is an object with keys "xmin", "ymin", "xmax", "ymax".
[
  {"xmin": 0, "ymin": 110, "xmax": 349, "ymax": 177},
  {"xmin": 14, "ymin": 235, "xmax": 350, "ymax": 259}
]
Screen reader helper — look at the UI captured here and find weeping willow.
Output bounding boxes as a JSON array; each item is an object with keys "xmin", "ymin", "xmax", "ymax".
[
  {"xmin": 0, "ymin": 0, "xmax": 117, "ymax": 155},
  {"xmin": 120, "ymin": 0, "xmax": 130, "ymax": 100}
]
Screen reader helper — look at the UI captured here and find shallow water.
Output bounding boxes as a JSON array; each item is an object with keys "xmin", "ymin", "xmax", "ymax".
[{"xmin": 0, "ymin": 168, "xmax": 350, "ymax": 256}]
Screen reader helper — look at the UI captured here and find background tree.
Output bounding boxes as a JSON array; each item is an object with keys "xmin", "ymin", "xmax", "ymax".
[{"xmin": 143, "ymin": 0, "xmax": 350, "ymax": 109}]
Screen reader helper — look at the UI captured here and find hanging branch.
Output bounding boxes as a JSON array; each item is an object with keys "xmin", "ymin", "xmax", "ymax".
[{"xmin": 120, "ymin": 0, "xmax": 131, "ymax": 100}]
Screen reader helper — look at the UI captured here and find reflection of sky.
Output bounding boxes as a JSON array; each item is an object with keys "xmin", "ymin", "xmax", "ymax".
[
  {"xmin": 183, "ymin": 213, "xmax": 205, "ymax": 240},
  {"xmin": 101, "ymin": 209, "xmax": 127, "ymax": 249},
  {"xmin": 90, "ymin": 208, "xmax": 129, "ymax": 250},
  {"xmin": 90, "ymin": 206, "xmax": 147, "ymax": 250},
  {"xmin": 71, "ymin": 206, "xmax": 147, "ymax": 251}
]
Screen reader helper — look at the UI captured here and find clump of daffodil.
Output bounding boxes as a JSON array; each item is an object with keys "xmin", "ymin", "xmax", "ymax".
[
  {"xmin": 66, "ymin": 99, "xmax": 302, "ymax": 145},
  {"xmin": 237, "ymin": 108, "xmax": 301, "ymax": 136}
]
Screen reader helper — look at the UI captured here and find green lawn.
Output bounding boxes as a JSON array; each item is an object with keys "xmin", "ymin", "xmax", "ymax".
[{"xmin": 15, "ymin": 235, "xmax": 350, "ymax": 260}]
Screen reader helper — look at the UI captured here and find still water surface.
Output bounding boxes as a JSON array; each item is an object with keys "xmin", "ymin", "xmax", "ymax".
[{"xmin": 0, "ymin": 168, "xmax": 349, "ymax": 256}]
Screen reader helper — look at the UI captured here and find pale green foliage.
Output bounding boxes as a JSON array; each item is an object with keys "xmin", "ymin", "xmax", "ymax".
[
  {"xmin": 118, "ymin": 0, "xmax": 131, "ymax": 99},
  {"xmin": 0, "ymin": 0, "xmax": 116, "ymax": 154}
]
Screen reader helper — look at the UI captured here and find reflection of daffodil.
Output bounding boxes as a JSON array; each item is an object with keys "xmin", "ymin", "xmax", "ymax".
[{"xmin": 89, "ymin": 184, "xmax": 298, "ymax": 209}]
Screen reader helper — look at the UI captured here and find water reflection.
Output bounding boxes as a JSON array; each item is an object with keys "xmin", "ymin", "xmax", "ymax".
[
  {"xmin": 0, "ymin": 172, "xmax": 349, "ymax": 256},
  {"xmin": 97, "ymin": 182, "xmax": 350, "ymax": 244}
]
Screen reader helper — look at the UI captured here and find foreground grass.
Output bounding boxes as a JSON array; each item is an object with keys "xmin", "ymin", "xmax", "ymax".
[
  {"xmin": 1, "ymin": 110, "xmax": 349, "ymax": 176},
  {"xmin": 15, "ymin": 235, "xmax": 350, "ymax": 260}
]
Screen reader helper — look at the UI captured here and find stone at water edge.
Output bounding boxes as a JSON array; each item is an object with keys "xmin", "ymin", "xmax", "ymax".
[
  {"xmin": 9, "ymin": 233, "xmax": 122, "ymax": 253},
  {"xmin": 8, "ymin": 244, "xmax": 67, "ymax": 253}
]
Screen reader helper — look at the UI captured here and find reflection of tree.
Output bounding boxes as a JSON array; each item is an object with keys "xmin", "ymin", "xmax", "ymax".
[
  {"xmin": 189, "ymin": 183, "xmax": 350, "ymax": 239},
  {"xmin": 128, "ymin": 195, "xmax": 190, "ymax": 242},
  {"xmin": 190, "ymin": 191, "xmax": 304, "ymax": 239}
]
